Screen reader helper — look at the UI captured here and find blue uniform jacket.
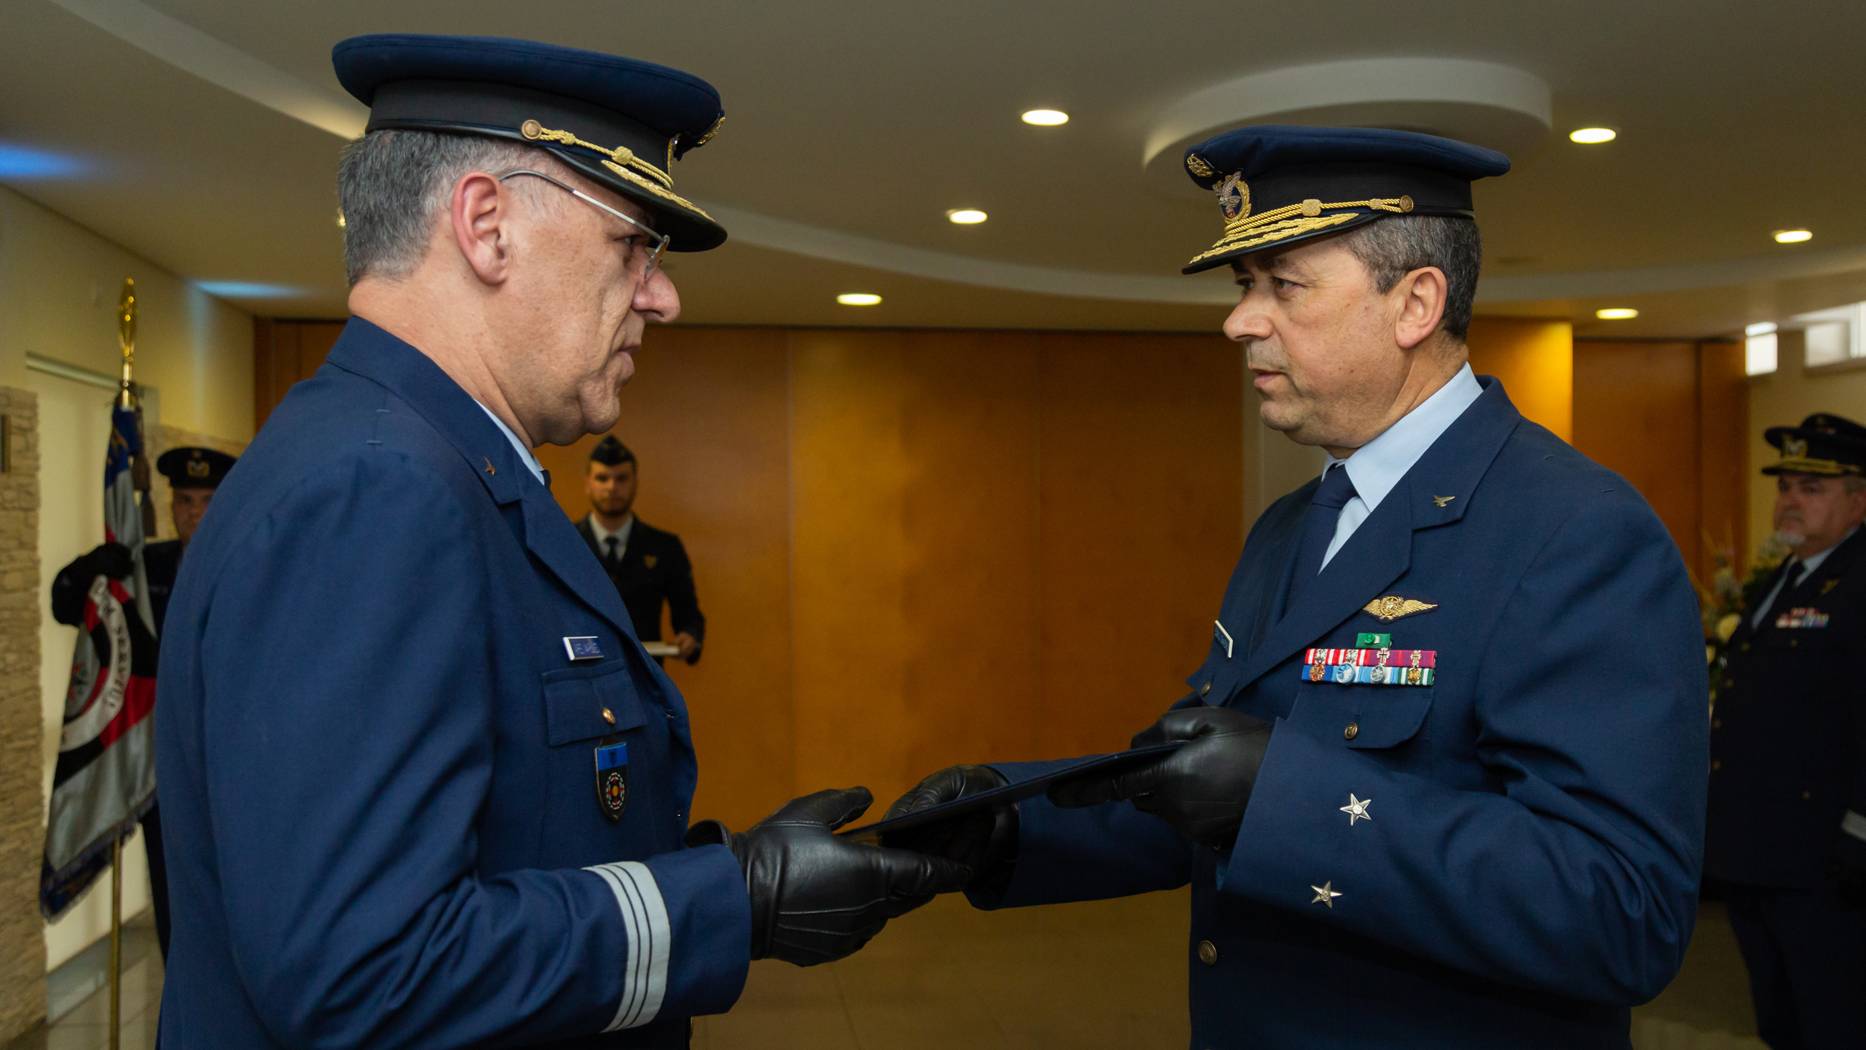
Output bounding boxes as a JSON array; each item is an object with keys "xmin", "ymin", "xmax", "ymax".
[
  {"xmin": 155, "ymin": 318, "xmax": 749, "ymax": 1048},
  {"xmin": 978, "ymin": 379, "xmax": 1707, "ymax": 1049}
]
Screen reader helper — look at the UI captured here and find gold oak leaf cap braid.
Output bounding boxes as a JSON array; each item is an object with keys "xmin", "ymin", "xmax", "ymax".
[
  {"xmin": 333, "ymin": 33, "xmax": 729, "ymax": 250},
  {"xmin": 1760, "ymin": 412, "xmax": 1866, "ymax": 476},
  {"xmin": 1175, "ymin": 125, "xmax": 1509, "ymax": 274}
]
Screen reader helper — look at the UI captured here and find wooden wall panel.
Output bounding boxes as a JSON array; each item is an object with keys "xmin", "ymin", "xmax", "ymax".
[
  {"xmin": 1697, "ymin": 340, "xmax": 1747, "ymax": 580},
  {"xmin": 891, "ymin": 332, "xmax": 1044, "ymax": 785},
  {"xmin": 787, "ymin": 330, "xmax": 917, "ymax": 801},
  {"xmin": 535, "ymin": 327, "xmax": 794, "ymax": 829},
  {"xmin": 1036, "ymin": 333, "xmax": 1243, "ymax": 758},
  {"xmin": 1466, "ymin": 318, "xmax": 1573, "ymax": 442},
  {"xmin": 1572, "ymin": 340, "xmax": 1703, "ymax": 572}
]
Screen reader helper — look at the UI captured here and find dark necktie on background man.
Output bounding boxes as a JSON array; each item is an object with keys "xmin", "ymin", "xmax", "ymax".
[
  {"xmin": 603, "ymin": 535, "xmax": 623, "ymax": 571},
  {"xmin": 1751, "ymin": 556, "xmax": 1804, "ymax": 630},
  {"xmin": 1283, "ymin": 463, "xmax": 1357, "ymax": 615}
]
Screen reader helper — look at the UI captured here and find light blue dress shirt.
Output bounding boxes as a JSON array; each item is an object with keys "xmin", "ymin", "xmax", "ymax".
[
  {"xmin": 474, "ymin": 401, "xmax": 548, "ymax": 486},
  {"xmin": 1320, "ymin": 363, "xmax": 1483, "ymax": 569}
]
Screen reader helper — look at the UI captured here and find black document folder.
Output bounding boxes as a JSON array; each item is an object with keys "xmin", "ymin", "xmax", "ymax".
[{"xmin": 839, "ymin": 741, "xmax": 1184, "ymax": 839}]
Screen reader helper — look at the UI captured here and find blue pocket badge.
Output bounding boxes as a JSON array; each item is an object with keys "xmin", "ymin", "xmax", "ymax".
[{"xmin": 595, "ymin": 741, "xmax": 628, "ymax": 822}]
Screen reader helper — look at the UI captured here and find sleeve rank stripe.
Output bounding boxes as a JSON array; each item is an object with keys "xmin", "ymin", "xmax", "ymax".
[{"xmin": 585, "ymin": 861, "xmax": 671, "ymax": 1031}]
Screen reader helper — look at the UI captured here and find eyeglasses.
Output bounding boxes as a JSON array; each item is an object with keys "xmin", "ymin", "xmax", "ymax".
[{"xmin": 496, "ymin": 169, "xmax": 669, "ymax": 278}]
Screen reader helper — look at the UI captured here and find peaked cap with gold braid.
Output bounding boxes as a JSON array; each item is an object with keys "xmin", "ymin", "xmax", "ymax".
[
  {"xmin": 334, "ymin": 34, "xmax": 728, "ymax": 251},
  {"xmin": 1179, "ymin": 125, "xmax": 1510, "ymax": 274},
  {"xmin": 1761, "ymin": 412, "xmax": 1866, "ymax": 477}
]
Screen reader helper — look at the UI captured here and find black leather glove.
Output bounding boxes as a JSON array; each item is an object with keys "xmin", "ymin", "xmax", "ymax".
[
  {"xmin": 688, "ymin": 787, "xmax": 972, "ymax": 966},
  {"xmin": 51, "ymin": 542, "xmax": 135, "ymax": 626},
  {"xmin": 879, "ymin": 765, "xmax": 1018, "ymax": 890},
  {"xmin": 1048, "ymin": 706, "xmax": 1272, "ymax": 852}
]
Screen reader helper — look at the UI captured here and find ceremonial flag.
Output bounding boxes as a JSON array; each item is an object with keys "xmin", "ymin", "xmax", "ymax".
[{"xmin": 40, "ymin": 402, "xmax": 159, "ymax": 919}]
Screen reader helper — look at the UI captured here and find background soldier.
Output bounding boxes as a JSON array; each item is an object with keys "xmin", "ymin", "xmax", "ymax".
[
  {"xmin": 577, "ymin": 436, "xmax": 705, "ymax": 664},
  {"xmin": 50, "ymin": 443, "xmax": 234, "ymax": 959},
  {"xmin": 1706, "ymin": 412, "xmax": 1866, "ymax": 1050}
]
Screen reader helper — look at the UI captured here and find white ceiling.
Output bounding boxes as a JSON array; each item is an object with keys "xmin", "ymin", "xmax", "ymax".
[{"xmin": 4, "ymin": 0, "xmax": 1865, "ymax": 338}]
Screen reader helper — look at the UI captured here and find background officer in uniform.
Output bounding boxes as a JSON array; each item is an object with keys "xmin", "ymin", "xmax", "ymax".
[
  {"xmin": 50, "ymin": 443, "xmax": 234, "ymax": 960},
  {"xmin": 1706, "ymin": 413, "xmax": 1866, "ymax": 1050},
  {"xmin": 154, "ymin": 34, "xmax": 964, "ymax": 1049},
  {"xmin": 577, "ymin": 436, "xmax": 705, "ymax": 664},
  {"xmin": 888, "ymin": 126, "xmax": 1707, "ymax": 1049}
]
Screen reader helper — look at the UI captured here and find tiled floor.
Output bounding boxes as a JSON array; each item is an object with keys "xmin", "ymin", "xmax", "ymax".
[{"xmin": 9, "ymin": 894, "xmax": 1766, "ymax": 1049}]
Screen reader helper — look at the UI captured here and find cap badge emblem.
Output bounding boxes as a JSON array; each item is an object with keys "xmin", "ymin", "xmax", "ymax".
[
  {"xmin": 186, "ymin": 458, "xmax": 210, "ymax": 478},
  {"xmin": 1186, "ymin": 153, "xmax": 1216, "ymax": 178},
  {"xmin": 1215, "ymin": 173, "xmax": 1250, "ymax": 223},
  {"xmin": 1783, "ymin": 436, "xmax": 1809, "ymax": 458}
]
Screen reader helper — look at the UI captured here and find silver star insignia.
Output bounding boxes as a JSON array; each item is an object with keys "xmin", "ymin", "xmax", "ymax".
[
  {"xmin": 1339, "ymin": 793, "xmax": 1373, "ymax": 826},
  {"xmin": 1310, "ymin": 881, "xmax": 1343, "ymax": 908}
]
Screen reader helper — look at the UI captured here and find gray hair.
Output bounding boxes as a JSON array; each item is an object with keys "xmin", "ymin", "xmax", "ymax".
[
  {"xmin": 336, "ymin": 129, "xmax": 558, "ymax": 286},
  {"xmin": 1337, "ymin": 215, "xmax": 1483, "ymax": 341}
]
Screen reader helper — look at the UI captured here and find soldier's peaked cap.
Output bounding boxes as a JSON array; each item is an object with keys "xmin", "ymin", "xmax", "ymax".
[
  {"xmin": 333, "ymin": 34, "xmax": 728, "ymax": 251},
  {"xmin": 1180, "ymin": 125, "xmax": 1510, "ymax": 274}
]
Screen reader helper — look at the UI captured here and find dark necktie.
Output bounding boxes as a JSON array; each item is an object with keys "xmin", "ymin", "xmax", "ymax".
[
  {"xmin": 1755, "ymin": 558, "xmax": 1803, "ymax": 630},
  {"xmin": 603, "ymin": 535, "xmax": 622, "ymax": 570},
  {"xmin": 1284, "ymin": 464, "xmax": 1358, "ymax": 615}
]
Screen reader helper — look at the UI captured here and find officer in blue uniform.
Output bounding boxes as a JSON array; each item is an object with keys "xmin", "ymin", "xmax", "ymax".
[
  {"xmin": 51, "ymin": 444, "xmax": 235, "ymax": 960},
  {"xmin": 888, "ymin": 127, "xmax": 1708, "ymax": 1048},
  {"xmin": 154, "ymin": 35, "xmax": 964, "ymax": 1049},
  {"xmin": 1705, "ymin": 413, "xmax": 1866, "ymax": 1050}
]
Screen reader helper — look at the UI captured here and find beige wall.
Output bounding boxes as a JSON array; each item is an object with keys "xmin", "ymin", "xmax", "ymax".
[
  {"xmin": 1746, "ymin": 328, "xmax": 1866, "ymax": 556},
  {"xmin": 0, "ymin": 184, "xmax": 256, "ymax": 1005}
]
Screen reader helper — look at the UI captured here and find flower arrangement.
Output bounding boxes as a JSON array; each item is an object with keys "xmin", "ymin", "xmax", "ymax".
[{"xmin": 1701, "ymin": 531, "xmax": 1794, "ymax": 704}]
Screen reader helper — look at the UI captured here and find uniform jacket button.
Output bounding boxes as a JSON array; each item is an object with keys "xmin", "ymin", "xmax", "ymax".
[
  {"xmin": 1199, "ymin": 680, "xmax": 1213, "ymax": 697},
  {"xmin": 1712, "ymin": 718, "xmax": 1722, "ymax": 730},
  {"xmin": 1343, "ymin": 722, "xmax": 1360, "ymax": 741},
  {"xmin": 1711, "ymin": 759, "xmax": 1723, "ymax": 772},
  {"xmin": 1197, "ymin": 939, "xmax": 1218, "ymax": 965}
]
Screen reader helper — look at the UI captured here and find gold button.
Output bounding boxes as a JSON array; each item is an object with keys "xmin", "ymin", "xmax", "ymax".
[
  {"xmin": 1712, "ymin": 719, "xmax": 1722, "ymax": 730},
  {"xmin": 1711, "ymin": 759, "xmax": 1722, "ymax": 772},
  {"xmin": 1740, "ymin": 642, "xmax": 1751, "ymax": 652},
  {"xmin": 1343, "ymin": 722, "xmax": 1360, "ymax": 741},
  {"xmin": 1200, "ymin": 681, "xmax": 1212, "ymax": 697},
  {"xmin": 602, "ymin": 707, "xmax": 616, "ymax": 725},
  {"xmin": 1801, "ymin": 789, "xmax": 1812, "ymax": 800},
  {"xmin": 1789, "ymin": 639, "xmax": 1799, "ymax": 648},
  {"xmin": 1197, "ymin": 939, "xmax": 1218, "ymax": 966}
]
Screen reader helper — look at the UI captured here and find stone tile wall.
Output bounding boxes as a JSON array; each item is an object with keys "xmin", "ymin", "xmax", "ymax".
[{"xmin": 0, "ymin": 385, "xmax": 47, "ymax": 1040}]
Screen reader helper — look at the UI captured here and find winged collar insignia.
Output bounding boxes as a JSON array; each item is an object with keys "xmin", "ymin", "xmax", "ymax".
[{"xmin": 1362, "ymin": 595, "xmax": 1439, "ymax": 623}]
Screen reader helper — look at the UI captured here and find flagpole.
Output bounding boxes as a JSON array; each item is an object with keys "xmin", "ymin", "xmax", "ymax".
[{"xmin": 107, "ymin": 277, "xmax": 136, "ymax": 1050}]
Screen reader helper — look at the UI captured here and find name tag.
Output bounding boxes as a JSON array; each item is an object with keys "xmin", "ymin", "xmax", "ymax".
[{"xmin": 563, "ymin": 636, "xmax": 604, "ymax": 661}]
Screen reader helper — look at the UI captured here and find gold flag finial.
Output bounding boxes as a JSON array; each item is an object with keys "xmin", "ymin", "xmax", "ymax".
[{"xmin": 116, "ymin": 278, "xmax": 137, "ymax": 409}]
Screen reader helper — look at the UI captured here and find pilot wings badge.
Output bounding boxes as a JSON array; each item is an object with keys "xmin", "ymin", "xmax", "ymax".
[{"xmin": 1362, "ymin": 595, "xmax": 1439, "ymax": 623}]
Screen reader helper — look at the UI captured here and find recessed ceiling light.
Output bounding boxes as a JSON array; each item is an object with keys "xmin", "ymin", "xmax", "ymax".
[
  {"xmin": 836, "ymin": 293, "xmax": 882, "ymax": 307},
  {"xmin": 1772, "ymin": 228, "xmax": 1813, "ymax": 244},
  {"xmin": 1745, "ymin": 322, "xmax": 1778, "ymax": 337},
  {"xmin": 946, "ymin": 208, "xmax": 988, "ymax": 225},
  {"xmin": 1568, "ymin": 127, "xmax": 1617, "ymax": 145},
  {"xmin": 1020, "ymin": 109, "xmax": 1069, "ymax": 127},
  {"xmin": 1595, "ymin": 307, "xmax": 1639, "ymax": 321}
]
